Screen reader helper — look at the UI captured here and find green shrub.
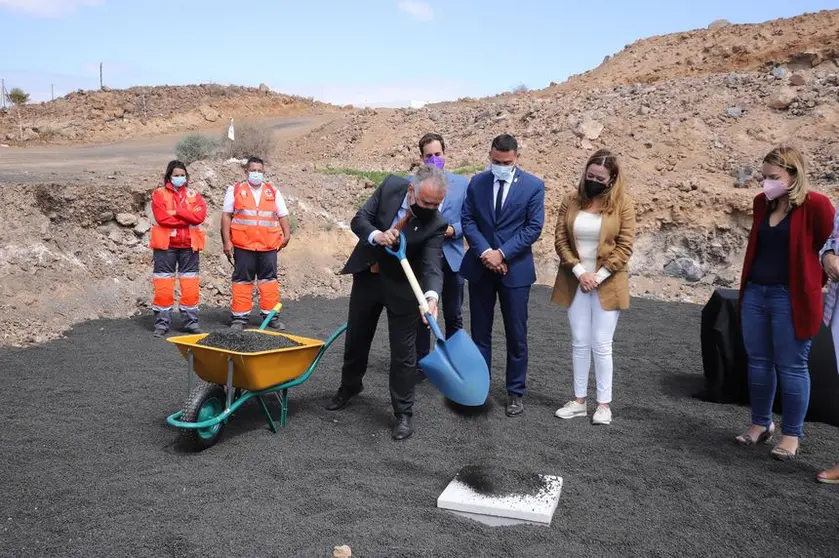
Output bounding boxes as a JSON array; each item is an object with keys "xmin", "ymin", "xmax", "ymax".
[
  {"xmin": 175, "ymin": 133, "xmax": 219, "ymax": 164},
  {"xmin": 219, "ymin": 120, "xmax": 276, "ymax": 160},
  {"xmin": 452, "ymin": 164, "xmax": 485, "ymax": 176}
]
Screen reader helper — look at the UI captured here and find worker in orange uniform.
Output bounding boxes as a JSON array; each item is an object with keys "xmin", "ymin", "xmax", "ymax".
[
  {"xmin": 149, "ymin": 160, "xmax": 208, "ymax": 337},
  {"xmin": 221, "ymin": 156, "xmax": 292, "ymax": 330}
]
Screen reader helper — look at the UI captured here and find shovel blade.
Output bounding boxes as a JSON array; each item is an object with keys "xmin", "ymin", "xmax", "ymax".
[{"xmin": 419, "ymin": 330, "xmax": 489, "ymax": 407}]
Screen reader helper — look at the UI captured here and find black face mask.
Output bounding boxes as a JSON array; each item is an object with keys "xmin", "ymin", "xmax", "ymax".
[
  {"xmin": 584, "ymin": 179, "xmax": 610, "ymax": 198},
  {"xmin": 410, "ymin": 203, "xmax": 437, "ymax": 222}
]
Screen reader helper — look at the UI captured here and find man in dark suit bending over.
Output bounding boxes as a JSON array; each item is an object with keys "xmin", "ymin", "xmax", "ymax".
[{"xmin": 326, "ymin": 164, "xmax": 448, "ymax": 440}]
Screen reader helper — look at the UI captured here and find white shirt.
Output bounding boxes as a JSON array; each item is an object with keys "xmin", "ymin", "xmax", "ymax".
[
  {"xmin": 492, "ymin": 169, "xmax": 516, "ymax": 213},
  {"xmin": 223, "ymin": 183, "xmax": 289, "ymax": 217},
  {"xmin": 480, "ymin": 168, "xmax": 518, "ymax": 259},
  {"xmin": 571, "ymin": 211, "xmax": 611, "ymax": 283}
]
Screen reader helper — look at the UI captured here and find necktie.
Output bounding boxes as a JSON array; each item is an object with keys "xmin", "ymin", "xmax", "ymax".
[
  {"xmin": 495, "ymin": 180, "xmax": 506, "ymax": 220},
  {"xmin": 394, "ymin": 211, "xmax": 413, "ymax": 231}
]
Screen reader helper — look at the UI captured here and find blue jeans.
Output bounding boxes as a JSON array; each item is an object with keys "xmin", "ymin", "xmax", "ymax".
[{"xmin": 741, "ymin": 283, "xmax": 812, "ymax": 438}]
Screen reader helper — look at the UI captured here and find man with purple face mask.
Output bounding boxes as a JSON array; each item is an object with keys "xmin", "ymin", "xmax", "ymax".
[{"xmin": 409, "ymin": 133, "xmax": 470, "ymax": 365}]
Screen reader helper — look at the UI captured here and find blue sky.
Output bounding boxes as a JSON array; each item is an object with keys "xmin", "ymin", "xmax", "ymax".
[{"xmin": 0, "ymin": 0, "xmax": 836, "ymax": 106}]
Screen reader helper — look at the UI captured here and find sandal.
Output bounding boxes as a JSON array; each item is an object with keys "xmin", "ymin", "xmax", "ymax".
[
  {"xmin": 770, "ymin": 437, "xmax": 799, "ymax": 461},
  {"xmin": 770, "ymin": 445, "xmax": 797, "ymax": 461},
  {"xmin": 735, "ymin": 423, "xmax": 775, "ymax": 446},
  {"xmin": 816, "ymin": 465, "xmax": 839, "ymax": 484}
]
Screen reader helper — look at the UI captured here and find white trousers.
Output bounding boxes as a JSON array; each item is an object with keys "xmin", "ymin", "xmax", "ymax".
[{"xmin": 567, "ymin": 286, "xmax": 620, "ymax": 403}]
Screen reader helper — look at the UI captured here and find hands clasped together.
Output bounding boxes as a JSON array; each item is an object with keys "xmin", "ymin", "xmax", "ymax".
[
  {"xmin": 578, "ymin": 271, "xmax": 601, "ymax": 293},
  {"xmin": 481, "ymin": 249, "xmax": 507, "ymax": 275}
]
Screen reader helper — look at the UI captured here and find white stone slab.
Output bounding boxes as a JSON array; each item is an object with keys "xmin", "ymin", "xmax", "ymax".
[
  {"xmin": 436, "ymin": 469, "xmax": 563, "ymax": 525},
  {"xmin": 444, "ymin": 509, "xmax": 540, "ymax": 527}
]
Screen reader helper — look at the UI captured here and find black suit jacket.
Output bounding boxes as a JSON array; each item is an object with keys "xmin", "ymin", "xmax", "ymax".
[{"xmin": 342, "ymin": 175, "xmax": 446, "ymax": 314}]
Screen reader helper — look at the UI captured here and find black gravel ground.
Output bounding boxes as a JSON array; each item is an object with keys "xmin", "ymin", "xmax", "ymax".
[
  {"xmin": 196, "ymin": 330, "xmax": 302, "ymax": 352},
  {"xmin": 2, "ymin": 286, "xmax": 838, "ymax": 557}
]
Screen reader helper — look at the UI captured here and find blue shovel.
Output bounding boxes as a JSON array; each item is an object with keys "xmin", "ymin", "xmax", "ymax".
[{"xmin": 385, "ymin": 231, "xmax": 490, "ymax": 406}]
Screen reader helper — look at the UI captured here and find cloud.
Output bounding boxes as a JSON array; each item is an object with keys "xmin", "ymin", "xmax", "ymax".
[
  {"xmin": 397, "ymin": 0, "xmax": 433, "ymax": 22},
  {"xmin": 0, "ymin": 0, "xmax": 104, "ymax": 18}
]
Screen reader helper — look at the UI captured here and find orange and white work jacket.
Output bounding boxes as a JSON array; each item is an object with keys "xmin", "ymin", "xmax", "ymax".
[
  {"xmin": 230, "ymin": 182, "xmax": 284, "ymax": 251},
  {"xmin": 149, "ymin": 184, "xmax": 207, "ymax": 252}
]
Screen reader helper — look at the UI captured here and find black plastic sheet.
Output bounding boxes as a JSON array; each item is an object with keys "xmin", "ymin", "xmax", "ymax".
[{"xmin": 697, "ymin": 288, "xmax": 839, "ymax": 427}]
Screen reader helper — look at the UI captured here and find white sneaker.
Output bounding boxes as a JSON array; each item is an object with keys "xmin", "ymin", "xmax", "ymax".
[
  {"xmin": 554, "ymin": 400, "xmax": 587, "ymax": 419},
  {"xmin": 592, "ymin": 405, "xmax": 612, "ymax": 425}
]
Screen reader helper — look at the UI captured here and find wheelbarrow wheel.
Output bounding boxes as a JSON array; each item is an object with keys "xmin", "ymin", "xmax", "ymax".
[{"xmin": 178, "ymin": 382, "xmax": 227, "ymax": 452}]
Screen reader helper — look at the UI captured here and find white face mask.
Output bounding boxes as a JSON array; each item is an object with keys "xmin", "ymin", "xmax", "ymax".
[
  {"xmin": 248, "ymin": 171, "xmax": 264, "ymax": 186},
  {"xmin": 491, "ymin": 164, "xmax": 514, "ymax": 182}
]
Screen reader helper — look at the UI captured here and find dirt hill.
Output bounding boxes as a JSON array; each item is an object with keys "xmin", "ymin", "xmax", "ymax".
[
  {"xmin": 0, "ymin": 84, "xmax": 341, "ymax": 145},
  {"xmin": 2, "ymin": 9, "xmax": 838, "ymax": 347},
  {"xmin": 285, "ymin": 9, "xmax": 839, "ymax": 302},
  {"xmin": 554, "ymin": 9, "xmax": 839, "ymax": 89}
]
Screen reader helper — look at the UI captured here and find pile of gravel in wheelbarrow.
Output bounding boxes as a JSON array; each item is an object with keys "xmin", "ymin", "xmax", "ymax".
[{"xmin": 196, "ymin": 331, "xmax": 302, "ymax": 352}]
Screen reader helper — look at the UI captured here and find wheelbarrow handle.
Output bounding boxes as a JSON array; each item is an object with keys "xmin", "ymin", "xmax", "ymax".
[{"xmin": 258, "ymin": 303, "xmax": 282, "ymax": 330}]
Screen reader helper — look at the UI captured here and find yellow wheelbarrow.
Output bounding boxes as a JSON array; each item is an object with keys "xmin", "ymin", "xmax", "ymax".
[{"xmin": 165, "ymin": 306, "xmax": 347, "ymax": 451}]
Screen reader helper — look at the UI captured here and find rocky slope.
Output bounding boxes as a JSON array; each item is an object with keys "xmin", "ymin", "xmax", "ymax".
[
  {"xmin": 0, "ymin": 84, "xmax": 340, "ymax": 145},
  {"xmin": 2, "ymin": 9, "xmax": 839, "ymax": 347},
  {"xmin": 0, "ymin": 159, "xmax": 363, "ymax": 347},
  {"xmin": 286, "ymin": 11, "xmax": 839, "ymax": 303},
  {"xmin": 556, "ymin": 9, "xmax": 839, "ymax": 89}
]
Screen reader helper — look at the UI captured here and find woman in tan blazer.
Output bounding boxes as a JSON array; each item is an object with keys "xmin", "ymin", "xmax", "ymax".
[{"xmin": 551, "ymin": 149, "xmax": 636, "ymax": 425}]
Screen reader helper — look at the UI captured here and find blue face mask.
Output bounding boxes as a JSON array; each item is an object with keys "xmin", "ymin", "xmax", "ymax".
[
  {"xmin": 491, "ymin": 164, "xmax": 514, "ymax": 183},
  {"xmin": 248, "ymin": 171, "xmax": 264, "ymax": 186},
  {"xmin": 170, "ymin": 176, "xmax": 187, "ymax": 188}
]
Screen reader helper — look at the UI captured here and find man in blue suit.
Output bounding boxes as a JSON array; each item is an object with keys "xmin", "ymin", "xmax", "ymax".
[
  {"xmin": 411, "ymin": 133, "xmax": 469, "ymax": 362},
  {"xmin": 460, "ymin": 133, "xmax": 545, "ymax": 416}
]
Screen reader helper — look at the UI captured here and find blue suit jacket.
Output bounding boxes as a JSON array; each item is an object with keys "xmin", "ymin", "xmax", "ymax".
[
  {"xmin": 406, "ymin": 170, "xmax": 469, "ymax": 272},
  {"xmin": 459, "ymin": 168, "xmax": 546, "ymax": 288}
]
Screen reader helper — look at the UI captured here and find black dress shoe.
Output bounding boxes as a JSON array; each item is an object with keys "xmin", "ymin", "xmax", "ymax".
[
  {"xmin": 506, "ymin": 394, "xmax": 524, "ymax": 417},
  {"xmin": 325, "ymin": 386, "xmax": 362, "ymax": 411},
  {"xmin": 392, "ymin": 415, "xmax": 413, "ymax": 440}
]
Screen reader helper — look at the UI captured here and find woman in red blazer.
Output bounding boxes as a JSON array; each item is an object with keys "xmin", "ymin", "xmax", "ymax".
[{"xmin": 735, "ymin": 146, "xmax": 835, "ymax": 460}]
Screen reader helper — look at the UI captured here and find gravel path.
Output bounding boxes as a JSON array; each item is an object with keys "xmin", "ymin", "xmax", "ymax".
[{"xmin": 1, "ymin": 286, "xmax": 837, "ymax": 557}]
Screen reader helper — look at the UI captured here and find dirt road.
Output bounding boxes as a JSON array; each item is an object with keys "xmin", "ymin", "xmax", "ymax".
[{"xmin": 0, "ymin": 115, "xmax": 331, "ymax": 184}]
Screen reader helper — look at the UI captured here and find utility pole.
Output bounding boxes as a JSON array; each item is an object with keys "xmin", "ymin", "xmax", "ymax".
[
  {"xmin": 51, "ymin": 83, "xmax": 55, "ymax": 101},
  {"xmin": 1, "ymin": 78, "xmax": 5, "ymax": 109},
  {"xmin": 100, "ymin": 62, "xmax": 103, "ymax": 90}
]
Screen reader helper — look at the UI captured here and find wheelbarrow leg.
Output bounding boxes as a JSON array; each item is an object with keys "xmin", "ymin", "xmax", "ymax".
[
  {"xmin": 187, "ymin": 350, "xmax": 194, "ymax": 398},
  {"xmin": 272, "ymin": 390, "xmax": 289, "ymax": 427},
  {"xmin": 225, "ymin": 357, "xmax": 234, "ymax": 413},
  {"xmin": 256, "ymin": 396, "xmax": 278, "ymax": 433}
]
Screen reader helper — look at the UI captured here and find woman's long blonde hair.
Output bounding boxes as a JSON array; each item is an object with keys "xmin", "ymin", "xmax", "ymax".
[
  {"xmin": 764, "ymin": 145, "xmax": 810, "ymax": 208},
  {"xmin": 577, "ymin": 149, "xmax": 626, "ymax": 213}
]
